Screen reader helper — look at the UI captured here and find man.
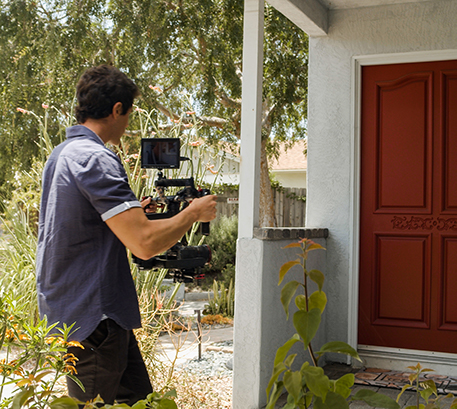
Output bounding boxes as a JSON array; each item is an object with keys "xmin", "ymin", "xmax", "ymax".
[{"xmin": 35, "ymin": 65, "xmax": 217, "ymax": 405}]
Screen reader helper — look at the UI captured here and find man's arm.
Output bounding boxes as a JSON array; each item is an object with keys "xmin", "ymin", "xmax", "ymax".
[{"xmin": 105, "ymin": 194, "xmax": 217, "ymax": 260}]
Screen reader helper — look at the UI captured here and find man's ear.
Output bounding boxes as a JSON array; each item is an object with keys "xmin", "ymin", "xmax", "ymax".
[{"xmin": 112, "ymin": 102, "xmax": 123, "ymax": 119}]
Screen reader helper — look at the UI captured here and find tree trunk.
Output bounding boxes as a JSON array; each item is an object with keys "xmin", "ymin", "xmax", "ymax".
[{"xmin": 259, "ymin": 138, "xmax": 275, "ymax": 227}]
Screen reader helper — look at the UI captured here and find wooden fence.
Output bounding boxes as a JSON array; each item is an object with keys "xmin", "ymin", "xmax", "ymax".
[{"xmin": 216, "ymin": 188, "xmax": 306, "ymax": 227}]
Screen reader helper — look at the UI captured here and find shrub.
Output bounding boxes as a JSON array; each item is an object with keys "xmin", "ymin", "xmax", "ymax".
[{"xmin": 200, "ymin": 314, "xmax": 233, "ymax": 326}]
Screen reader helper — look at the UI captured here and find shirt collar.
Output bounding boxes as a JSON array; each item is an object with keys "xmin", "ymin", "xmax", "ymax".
[{"xmin": 66, "ymin": 125, "xmax": 105, "ymax": 147}]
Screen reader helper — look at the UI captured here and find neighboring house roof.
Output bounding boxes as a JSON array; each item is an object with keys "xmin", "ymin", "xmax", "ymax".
[
  {"xmin": 270, "ymin": 140, "xmax": 307, "ymax": 171},
  {"xmin": 199, "ymin": 140, "xmax": 308, "ymax": 186}
]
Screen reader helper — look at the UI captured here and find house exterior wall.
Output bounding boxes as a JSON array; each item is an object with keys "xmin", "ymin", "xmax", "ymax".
[
  {"xmin": 180, "ymin": 147, "xmax": 240, "ymax": 185},
  {"xmin": 271, "ymin": 169, "xmax": 307, "ymax": 188},
  {"xmin": 307, "ymin": 0, "xmax": 457, "ymax": 357}
]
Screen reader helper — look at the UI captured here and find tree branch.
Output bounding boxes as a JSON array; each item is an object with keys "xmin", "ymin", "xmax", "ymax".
[
  {"xmin": 261, "ymin": 100, "xmax": 277, "ymax": 136},
  {"xmin": 214, "ymin": 87, "xmax": 241, "ymax": 110},
  {"xmin": 198, "ymin": 116, "xmax": 227, "ymax": 128},
  {"xmin": 153, "ymin": 101, "xmax": 181, "ymax": 121}
]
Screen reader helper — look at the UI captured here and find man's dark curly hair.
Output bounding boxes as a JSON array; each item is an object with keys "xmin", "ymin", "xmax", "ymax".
[{"xmin": 75, "ymin": 65, "xmax": 140, "ymax": 124}]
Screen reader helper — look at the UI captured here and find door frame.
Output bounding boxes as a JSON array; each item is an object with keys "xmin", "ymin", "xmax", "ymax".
[{"xmin": 348, "ymin": 49, "xmax": 457, "ymax": 372}]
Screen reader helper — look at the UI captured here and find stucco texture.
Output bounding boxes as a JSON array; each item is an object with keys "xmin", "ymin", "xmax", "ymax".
[{"xmin": 306, "ymin": 0, "xmax": 457, "ymax": 352}]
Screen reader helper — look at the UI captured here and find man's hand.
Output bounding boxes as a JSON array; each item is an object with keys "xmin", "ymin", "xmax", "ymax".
[
  {"xmin": 187, "ymin": 194, "xmax": 217, "ymax": 222},
  {"xmin": 140, "ymin": 196, "xmax": 158, "ymax": 213}
]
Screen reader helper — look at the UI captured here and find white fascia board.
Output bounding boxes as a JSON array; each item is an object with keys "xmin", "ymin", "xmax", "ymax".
[{"xmin": 266, "ymin": 0, "xmax": 328, "ymax": 36}]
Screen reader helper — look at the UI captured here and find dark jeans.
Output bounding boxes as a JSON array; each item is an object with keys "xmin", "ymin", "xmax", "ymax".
[{"xmin": 67, "ymin": 319, "xmax": 153, "ymax": 406}]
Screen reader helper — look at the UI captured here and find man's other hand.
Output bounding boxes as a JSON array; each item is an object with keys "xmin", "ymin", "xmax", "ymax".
[
  {"xmin": 188, "ymin": 194, "xmax": 217, "ymax": 222},
  {"xmin": 140, "ymin": 196, "xmax": 157, "ymax": 213}
]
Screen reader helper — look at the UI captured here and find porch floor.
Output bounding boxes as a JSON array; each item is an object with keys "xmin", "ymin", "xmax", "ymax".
[{"xmin": 270, "ymin": 363, "xmax": 457, "ymax": 408}]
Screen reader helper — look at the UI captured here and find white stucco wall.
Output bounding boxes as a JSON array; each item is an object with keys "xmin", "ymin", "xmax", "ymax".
[{"xmin": 306, "ymin": 0, "xmax": 457, "ymax": 355}]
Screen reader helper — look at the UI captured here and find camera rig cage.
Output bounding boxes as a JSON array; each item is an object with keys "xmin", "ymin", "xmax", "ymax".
[{"xmin": 132, "ymin": 138, "xmax": 212, "ymax": 283}]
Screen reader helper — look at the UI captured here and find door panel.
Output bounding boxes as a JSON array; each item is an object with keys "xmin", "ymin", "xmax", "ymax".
[
  {"xmin": 442, "ymin": 71, "xmax": 457, "ymax": 211},
  {"xmin": 440, "ymin": 237, "xmax": 457, "ymax": 329},
  {"xmin": 359, "ymin": 60, "xmax": 457, "ymax": 354},
  {"xmin": 374, "ymin": 234, "xmax": 430, "ymax": 327},
  {"xmin": 376, "ymin": 72, "xmax": 432, "ymax": 211}
]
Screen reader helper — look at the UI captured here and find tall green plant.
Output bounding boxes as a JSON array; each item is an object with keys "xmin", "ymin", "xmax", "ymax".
[
  {"xmin": 266, "ymin": 238, "xmax": 400, "ymax": 409},
  {"xmin": 203, "ymin": 279, "xmax": 235, "ymax": 318},
  {"xmin": 0, "ymin": 205, "xmax": 38, "ymax": 322},
  {"xmin": 0, "ymin": 106, "xmax": 62, "ymax": 323}
]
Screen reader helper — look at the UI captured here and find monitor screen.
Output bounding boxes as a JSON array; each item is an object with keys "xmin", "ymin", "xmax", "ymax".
[{"xmin": 141, "ymin": 138, "xmax": 180, "ymax": 169}]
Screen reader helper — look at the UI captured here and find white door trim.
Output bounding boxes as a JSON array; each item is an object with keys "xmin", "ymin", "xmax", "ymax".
[
  {"xmin": 358, "ymin": 345, "xmax": 457, "ymax": 377},
  {"xmin": 348, "ymin": 49, "xmax": 457, "ymax": 368}
]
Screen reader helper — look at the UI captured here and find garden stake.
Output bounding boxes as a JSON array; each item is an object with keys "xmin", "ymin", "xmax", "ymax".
[{"xmin": 195, "ymin": 309, "xmax": 202, "ymax": 360}]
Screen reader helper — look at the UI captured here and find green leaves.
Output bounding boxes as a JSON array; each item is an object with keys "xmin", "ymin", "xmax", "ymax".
[
  {"xmin": 314, "ymin": 391, "xmax": 350, "ymax": 409},
  {"xmin": 316, "ymin": 341, "xmax": 361, "ymax": 361},
  {"xmin": 308, "ymin": 269, "xmax": 325, "ymax": 291},
  {"xmin": 267, "ymin": 238, "xmax": 405, "ymax": 409},
  {"xmin": 308, "ymin": 291, "xmax": 327, "ymax": 313},
  {"xmin": 279, "ymin": 260, "xmax": 301, "ymax": 285},
  {"xmin": 265, "ymin": 381, "xmax": 285, "ymax": 409},
  {"xmin": 283, "ymin": 371, "xmax": 302, "ymax": 402},
  {"xmin": 49, "ymin": 396, "xmax": 79, "ymax": 409},
  {"xmin": 293, "ymin": 309, "xmax": 321, "ymax": 347},
  {"xmin": 302, "ymin": 366, "xmax": 329, "ymax": 400},
  {"xmin": 267, "ymin": 335, "xmax": 300, "ymax": 398},
  {"xmin": 280, "ymin": 280, "xmax": 301, "ymax": 319},
  {"xmin": 12, "ymin": 387, "xmax": 34, "ymax": 409},
  {"xmin": 351, "ymin": 389, "xmax": 400, "ymax": 408},
  {"xmin": 273, "ymin": 334, "xmax": 301, "ymax": 367},
  {"xmin": 330, "ymin": 373, "xmax": 354, "ymax": 399}
]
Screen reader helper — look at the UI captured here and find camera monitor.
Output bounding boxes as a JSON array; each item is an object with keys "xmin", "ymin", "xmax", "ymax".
[{"xmin": 141, "ymin": 138, "xmax": 180, "ymax": 169}]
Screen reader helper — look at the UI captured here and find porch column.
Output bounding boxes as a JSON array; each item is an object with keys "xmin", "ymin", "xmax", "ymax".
[
  {"xmin": 233, "ymin": 0, "xmax": 264, "ymax": 407},
  {"xmin": 237, "ymin": 0, "xmax": 264, "ymax": 238}
]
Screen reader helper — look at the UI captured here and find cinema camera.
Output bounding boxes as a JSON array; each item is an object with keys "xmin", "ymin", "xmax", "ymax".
[{"xmin": 132, "ymin": 138, "xmax": 212, "ymax": 283}]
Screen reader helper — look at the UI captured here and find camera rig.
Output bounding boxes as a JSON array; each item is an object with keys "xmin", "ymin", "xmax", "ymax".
[{"xmin": 132, "ymin": 138, "xmax": 212, "ymax": 283}]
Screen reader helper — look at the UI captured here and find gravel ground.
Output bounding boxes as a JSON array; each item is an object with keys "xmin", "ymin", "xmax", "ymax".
[
  {"xmin": 171, "ymin": 341, "xmax": 233, "ymax": 408},
  {"xmin": 179, "ymin": 341, "xmax": 233, "ymax": 377},
  {"xmin": 171, "ymin": 373, "xmax": 233, "ymax": 409}
]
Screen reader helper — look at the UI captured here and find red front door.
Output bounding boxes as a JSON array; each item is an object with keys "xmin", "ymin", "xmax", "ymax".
[{"xmin": 358, "ymin": 59, "xmax": 457, "ymax": 354}]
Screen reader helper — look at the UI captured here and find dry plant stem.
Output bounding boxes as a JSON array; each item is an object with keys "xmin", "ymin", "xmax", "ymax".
[
  {"xmin": 167, "ymin": 326, "xmax": 192, "ymax": 380},
  {"xmin": 160, "ymin": 314, "xmax": 211, "ymax": 387}
]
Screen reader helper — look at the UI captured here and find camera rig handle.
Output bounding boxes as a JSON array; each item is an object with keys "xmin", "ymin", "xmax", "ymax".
[{"xmin": 145, "ymin": 172, "xmax": 211, "ymax": 236}]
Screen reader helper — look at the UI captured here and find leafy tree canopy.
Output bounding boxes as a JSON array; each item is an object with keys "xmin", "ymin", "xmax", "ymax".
[{"xmin": 0, "ymin": 0, "xmax": 308, "ymax": 201}]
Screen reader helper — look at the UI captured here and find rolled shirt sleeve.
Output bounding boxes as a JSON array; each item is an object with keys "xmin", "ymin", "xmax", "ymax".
[{"xmin": 71, "ymin": 149, "xmax": 142, "ymax": 221}]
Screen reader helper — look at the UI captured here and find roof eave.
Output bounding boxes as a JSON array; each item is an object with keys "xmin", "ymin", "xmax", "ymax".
[{"xmin": 267, "ymin": 0, "xmax": 329, "ymax": 36}]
